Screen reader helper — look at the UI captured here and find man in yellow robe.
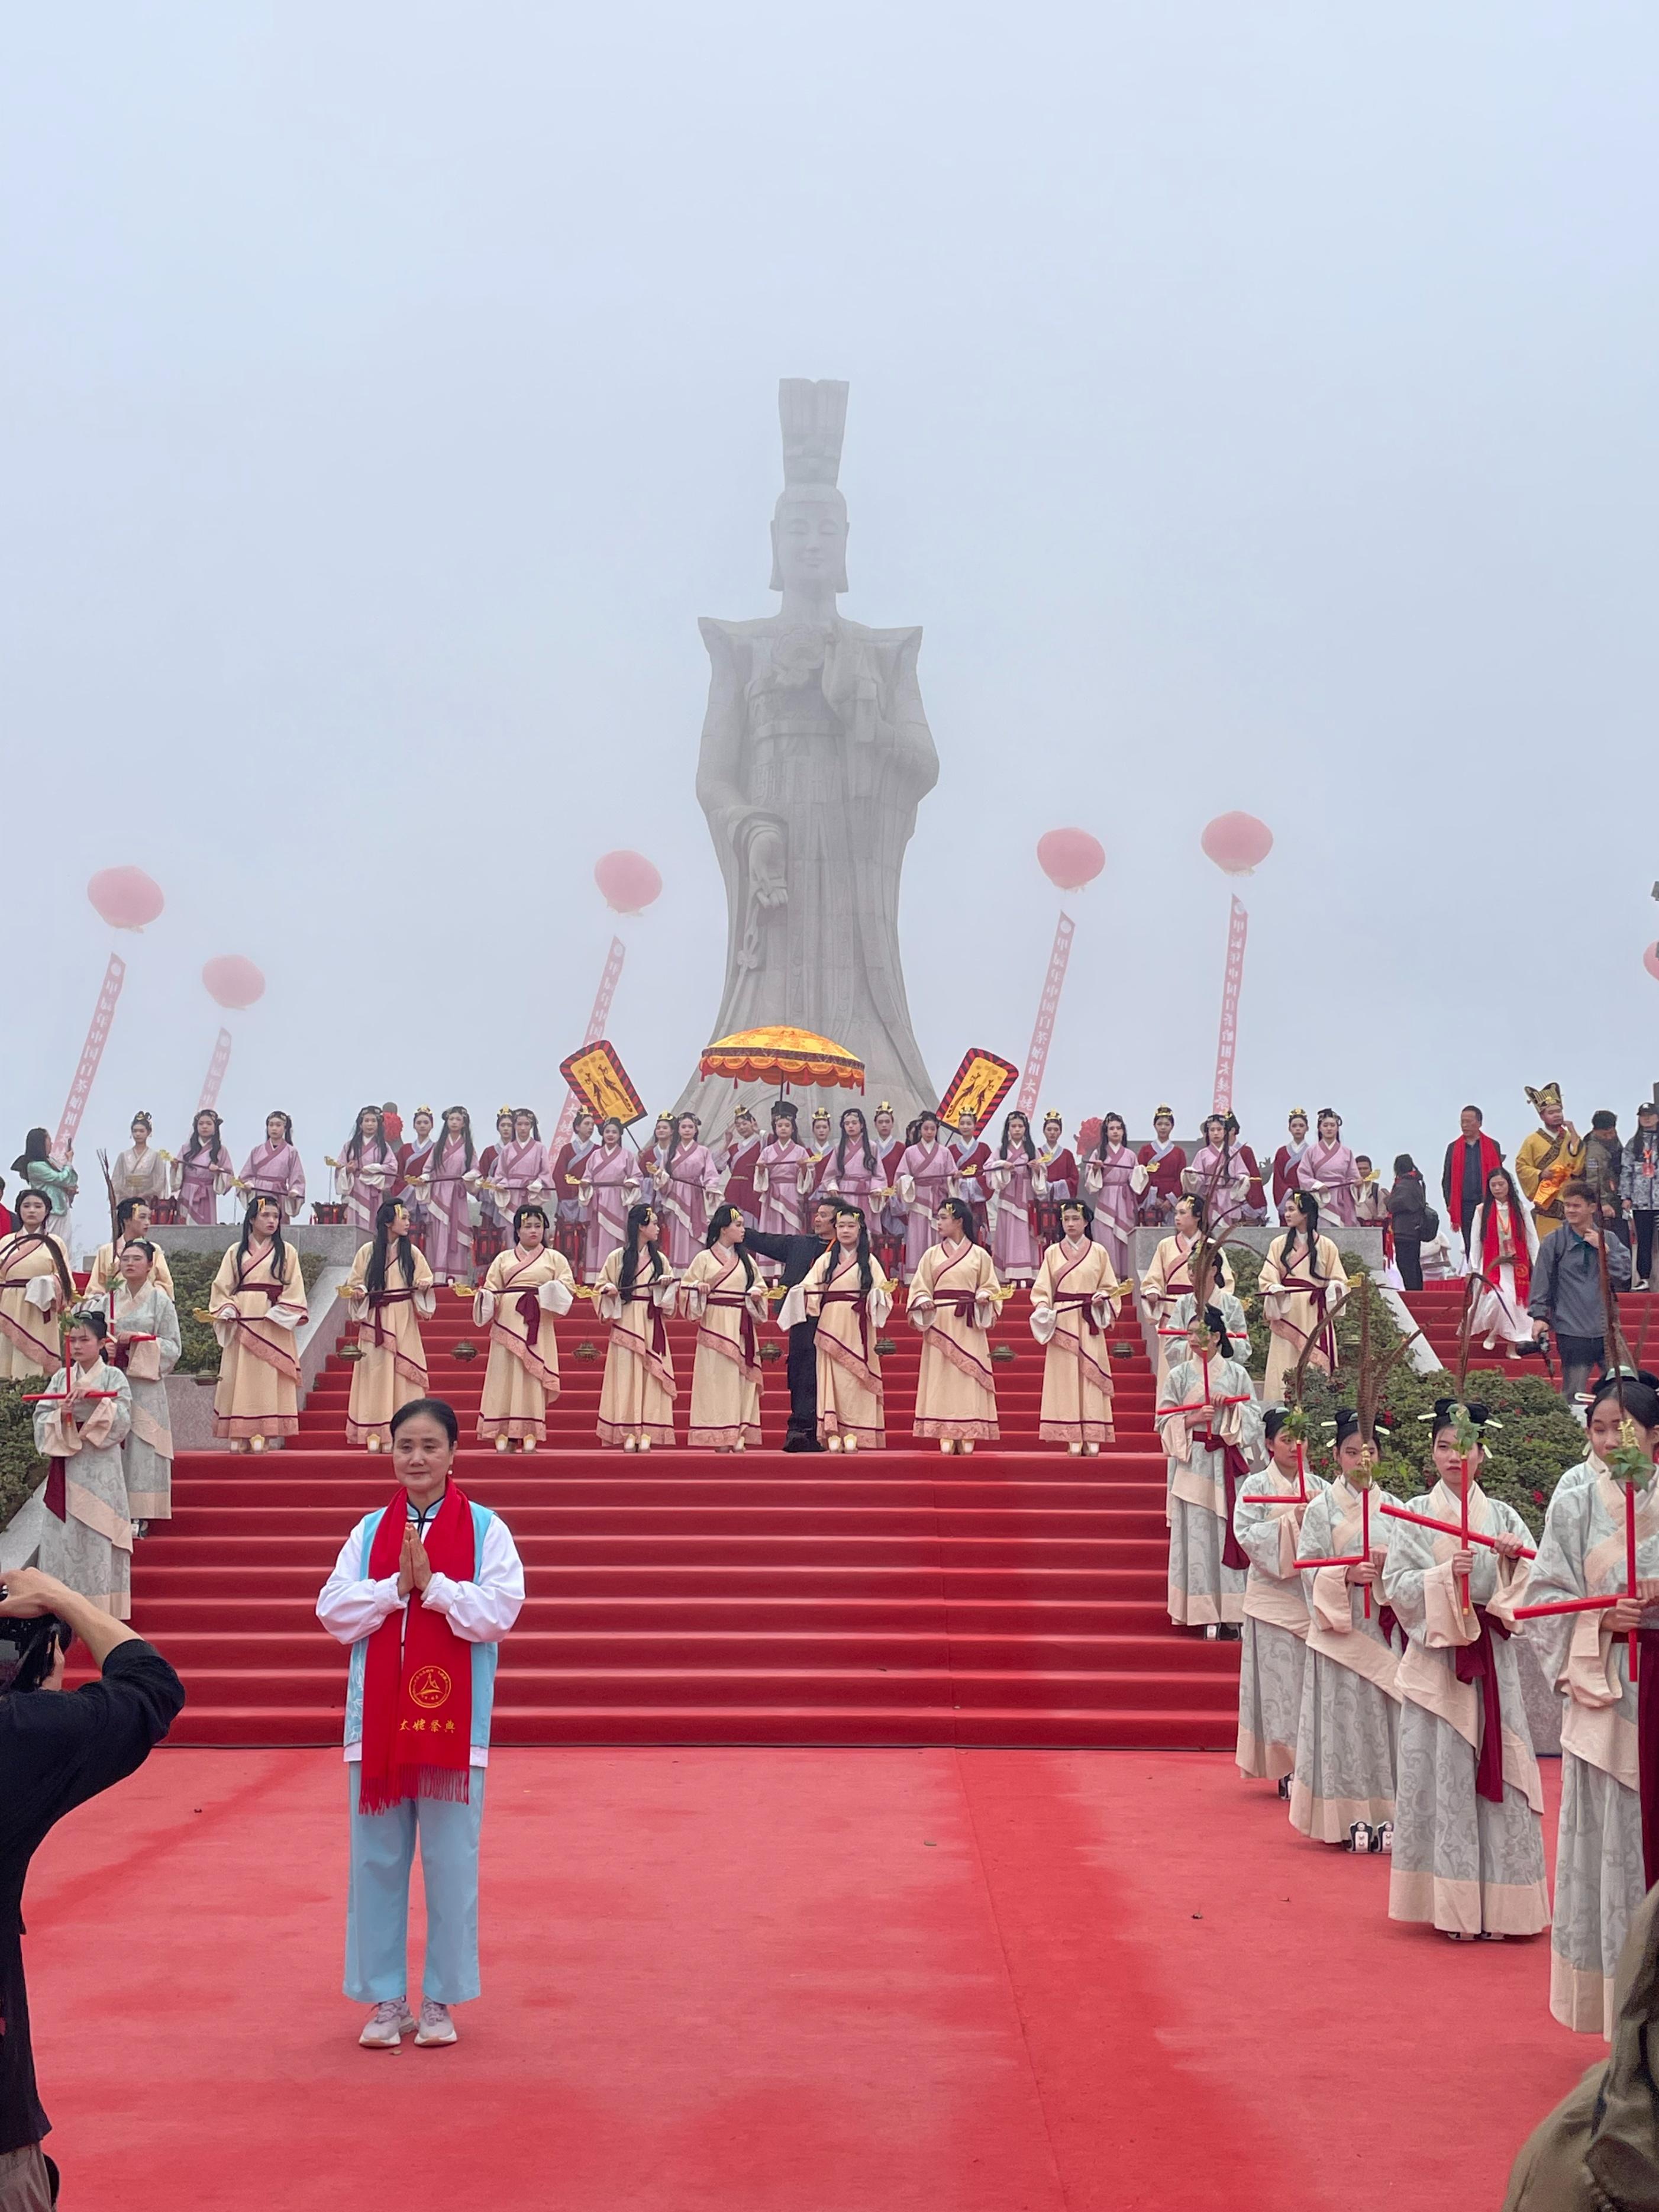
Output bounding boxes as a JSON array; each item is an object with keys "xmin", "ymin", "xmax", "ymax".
[{"xmin": 1515, "ymin": 1082, "xmax": 1584, "ymax": 1245}]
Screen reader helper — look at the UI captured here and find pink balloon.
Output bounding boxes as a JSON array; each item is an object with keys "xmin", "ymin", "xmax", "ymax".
[
  {"xmin": 594, "ymin": 850, "xmax": 663, "ymax": 915},
  {"xmin": 1037, "ymin": 828, "xmax": 1106, "ymax": 893},
  {"xmin": 1201, "ymin": 813, "xmax": 1274, "ymax": 876},
  {"xmin": 87, "ymin": 866, "xmax": 164, "ymax": 932},
  {"xmin": 1645, "ymin": 943, "xmax": 1659, "ymax": 984},
  {"xmin": 202, "ymin": 955, "xmax": 266, "ymax": 1010}
]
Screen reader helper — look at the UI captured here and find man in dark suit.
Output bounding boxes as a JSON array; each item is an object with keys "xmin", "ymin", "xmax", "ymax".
[{"xmin": 744, "ymin": 1199, "xmax": 837, "ymax": 1452}]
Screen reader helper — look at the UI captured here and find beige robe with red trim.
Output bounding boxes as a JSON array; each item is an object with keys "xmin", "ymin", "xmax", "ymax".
[
  {"xmin": 790, "ymin": 1247, "xmax": 893, "ymax": 1446},
  {"xmin": 908, "ymin": 1239, "xmax": 1001, "ymax": 1441},
  {"xmin": 210, "ymin": 1237, "xmax": 308, "ymax": 1440},
  {"xmin": 30, "ymin": 1360, "xmax": 134, "ymax": 1616},
  {"xmin": 682, "ymin": 1246, "xmax": 767, "ymax": 1449},
  {"xmin": 1258, "ymin": 1231, "xmax": 1348, "ymax": 1400},
  {"xmin": 1029, "ymin": 1238, "xmax": 1118, "ymax": 1445},
  {"xmin": 344, "ymin": 1240, "xmax": 438, "ymax": 1446},
  {"xmin": 0, "ymin": 1231, "xmax": 71, "ymax": 1382},
  {"xmin": 1290, "ymin": 1476, "xmax": 1402, "ymax": 1843},
  {"xmin": 99, "ymin": 1279, "xmax": 179, "ymax": 1521},
  {"xmin": 595, "ymin": 1246, "xmax": 678, "ymax": 1445},
  {"xmin": 1138, "ymin": 1234, "xmax": 1237, "ymax": 1391},
  {"xmin": 474, "ymin": 1245, "xmax": 575, "ymax": 1442}
]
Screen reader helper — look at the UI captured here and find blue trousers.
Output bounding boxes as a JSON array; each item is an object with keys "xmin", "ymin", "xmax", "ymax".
[{"xmin": 344, "ymin": 1769, "xmax": 486, "ymax": 2005}]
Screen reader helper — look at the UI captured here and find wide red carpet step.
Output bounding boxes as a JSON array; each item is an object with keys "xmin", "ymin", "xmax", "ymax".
[
  {"xmin": 1399, "ymin": 1282, "xmax": 1659, "ymax": 1372},
  {"xmin": 136, "ymin": 1287, "xmax": 1242, "ymax": 1750}
]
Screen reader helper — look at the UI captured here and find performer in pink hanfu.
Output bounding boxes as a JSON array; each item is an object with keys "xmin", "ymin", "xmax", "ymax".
[
  {"xmin": 416, "ymin": 1108, "xmax": 479, "ymax": 1285},
  {"xmin": 1183, "ymin": 1114, "xmax": 1254, "ymax": 1231},
  {"xmin": 872, "ymin": 1102, "xmax": 908, "ymax": 1254},
  {"xmin": 336, "ymin": 1106, "xmax": 398, "ymax": 1236},
  {"xmin": 948, "ymin": 1111, "xmax": 993, "ymax": 1237},
  {"xmin": 636, "ymin": 1113, "xmax": 676, "ymax": 1199},
  {"xmin": 476, "ymin": 1110, "xmax": 515, "ymax": 1240},
  {"xmin": 754, "ymin": 1101, "xmax": 812, "ymax": 1244},
  {"xmin": 1082, "ymin": 1111, "xmax": 1139, "ymax": 1284},
  {"xmin": 1038, "ymin": 1113, "xmax": 1078, "ymax": 1204},
  {"xmin": 1299, "ymin": 1108, "xmax": 1358, "ymax": 1228},
  {"xmin": 822, "ymin": 1108, "xmax": 884, "ymax": 1234},
  {"xmin": 399, "ymin": 1107, "xmax": 437, "ymax": 1231},
  {"xmin": 896, "ymin": 1112, "xmax": 954, "ymax": 1282},
  {"xmin": 985, "ymin": 1110, "xmax": 1042, "ymax": 1285},
  {"xmin": 238, "ymin": 1110, "xmax": 306, "ymax": 1223},
  {"xmin": 800, "ymin": 1109, "xmax": 835, "ymax": 1212},
  {"xmin": 579, "ymin": 1116, "xmax": 641, "ymax": 1281},
  {"xmin": 657, "ymin": 1113, "xmax": 724, "ymax": 1272},
  {"xmin": 719, "ymin": 1106, "xmax": 763, "ymax": 1227},
  {"xmin": 490, "ymin": 1108, "xmax": 548, "ymax": 1223},
  {"xmin": 172, "ymin": 1109, "xmax": 234, "ymax": 1226}
]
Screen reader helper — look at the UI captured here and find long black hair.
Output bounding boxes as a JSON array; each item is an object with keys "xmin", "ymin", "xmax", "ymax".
[
  {"xmin": 367, "ymin": 1198, "xmax": 415, "ymax": 1295},
  {"xmin": 346, "ymin": 1106, "xmax": 385, "ymax": 1168},
  {"xmin": 938, "ymin": 1195, "xmax": 978, "ymax": 1245},
  {"xmin": 835, "ymin": 1110, "xmax": 876, "ymax": 1177},
  {"xmin": 1000, "ymin": 1111, "xmax": 1035, "ymax": 1162},
  {"xmin": 619, "ymin": 1202, "xmax": 665, "ymax": 1297},
  {"xmin": 831, "ymin": 1202, "xmax": 874, "ymax": 1294},
  {"xmin": 438, "ymin": 1105, "xmax": 476, "ymax": 1173},
  {"xmin": 514, "ymin": 1107, "xmax": 542, "ymax": 1141},
  {"xmin": 705, "ymin": 1201, "xmax": 756, "ymax": 1286},
  {"xmin": 264, "ymin": 1111, "xmax": 294, "ymax": 1146},
  {"xmin": 2, "ymin": 1189, "xmax": 73, "ymax": 1298},
  {"xmin": 666, "ymin": 1113, "xmax": 698, "ymax": 1175},
  {"xmin": 1096, "ymin": 1112, "xmax": 1128, "ymax": 1158},
  {"xmin": 11, "ymin": 1127, "xmax": 52, "ymax": 1173},
  {"xmin": 513, "ymin": 1204, "xmax": 550, "ymax": 1245},
  {"xmin": 182, "ymin": 1109, "xmax": 227, "ymax": 1168},
  {"xmin": 1058, "ymin": 1197, "xmax": 1095, "ymax": 1236},
  {"xmin": 1284, "ymin": 1189, "xmax": 1323, "ymax": 1277},
  {"xmin": 235, "ymin": 1193, "xmax": 288, "ymax": 1279},
  {"xmin": 908, "ymin": 1111, "xmax": 941, "ymax": 1149}
]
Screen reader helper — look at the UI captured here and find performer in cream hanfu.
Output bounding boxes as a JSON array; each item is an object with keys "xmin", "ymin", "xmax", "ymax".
[
  {"xmin": 908, "ymin": 1198, "xmax": 1000, "ymax": 1453},
  {"xmin": 1139, "ymin": 1195, "xmax": 1237, "ymax": 1391},
  {"xmin": 111, "ymin": 1111, "xmax": 169, "ymax": 1207},
  {"xmin": 1082, "ymin": 1113, "xmax": 1139, "ymax": 1286},
  {"xmin": 1467, "ymin": 1168, "xmax": 1539, "ymax": 1358},
  {"xmin": 1029, "ymin": 1199, "xmax": 1119, "ymax": 1455},
  {"xmin": 1258, "ymin": 1191, "xmax": 1348, "ymax": 1401},
  {"xmin": 578, "ymin": 1116, "xmax": 641, "ymax": 1282},
  {"xmin": 210, "ymin": 1197, "xmax": 309, "ymax": 1450},
  {"xmin": 344, "ymin": 1201, "xmax": 437, "ymax": 1450},
  {"xmin": 96, "ymin": 1240, "xmax": 180, "ymax": 1529},
  {"xmin": 86, "ymin": 1196, "xmax": 175, "ymax": 1301},
  {"xmin": 595, "ymin": 1204, "xmax": 679, "ymax": 1452},
  {"xmin": 28, "ymin": 1310, "xmax": 133, "ymax": 1616},
  {"xmin": 238, "ymin": 1110, "xmax": 307, "ymax": 1221},
  {"xmin": 1289, "ymin": 1411, "xmax": 1402, "ymax": 1845},
  {"xmin": 985, "ymin": 1110, "xmax": 1043, "ymax": 1286},
  {"xmin": 1525, "ymin": 1375, "xmax": 1659, "ymax": 2034},
  {"xmin": 418, "ymin": 1107, "xmax": 480, "ymax": 1285},
  {"xmin": 787, "ymin": 1203, "xmax": 893, "ymax": 1450},
  {"xmin": 317, "ymin": 1397, "xmax": 525, "ymax": 2053},
  {"xmin": 1156, "ymin": 1307, "xmax": 1264, "ymax": 1631},
  {"xmin": 1234, "ymin": 1408, "xmax": 1328, "ymax": 1787},
  {"xmin": 1382, "ymin": 1400, "xmax": 1549, "ymax": 1942},
  {"xmin": 0, "ymin": 1189, "xmax": 76, "ymax": 1382},
  {"xmin": 473, "ymin": 1204, "xmax": 574, "ymax": 1453},
  {"xmin": 895, "ymin": 1113, "xmax": 953, "ymax": 1282},
  {"xmin": 681, "ymin": 1204, "xmax": 769, "ymax": 1452}
]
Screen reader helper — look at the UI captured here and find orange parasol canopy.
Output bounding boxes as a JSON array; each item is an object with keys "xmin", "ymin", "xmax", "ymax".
[{"xmin": 699, "ymin": 1025, "xmax": 865, "ymax": 1092}]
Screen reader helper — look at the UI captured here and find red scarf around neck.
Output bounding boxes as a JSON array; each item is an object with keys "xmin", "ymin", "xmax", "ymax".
[
  {"xmin": 359, "ymin": 1482, "xmax": 475, "ymax": 1813},
  {"xmin": 1480, "ymin": 1199, "xmax": 1530, "ymax": 1308}
]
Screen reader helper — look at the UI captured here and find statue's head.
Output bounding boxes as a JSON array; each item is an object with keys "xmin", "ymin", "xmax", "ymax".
[{"xmin": 770, "ymin": 485, "xmax": 848, "ymax": 595}]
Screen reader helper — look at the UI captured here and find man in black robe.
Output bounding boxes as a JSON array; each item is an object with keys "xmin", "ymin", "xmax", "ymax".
[
  {"xmin": 743, "ymin": 1199, "xmax": 836, "ymax": 1451},
  {"xmin": 1, "ymin": 1568, "xmax": 183, "ymax": 2205}
]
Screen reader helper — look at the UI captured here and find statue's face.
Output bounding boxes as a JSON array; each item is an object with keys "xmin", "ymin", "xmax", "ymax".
[{"xmin": 774, "ymin": 494, "xmax": 846, "ymax": 591}]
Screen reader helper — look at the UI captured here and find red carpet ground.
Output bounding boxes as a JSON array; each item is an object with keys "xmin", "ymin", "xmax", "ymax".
[{"xmin": 30, "ymin": 1746, "xmax": 1584, "ymax": 2210}]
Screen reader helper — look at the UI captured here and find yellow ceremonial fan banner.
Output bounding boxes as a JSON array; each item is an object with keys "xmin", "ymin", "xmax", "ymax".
[
  {"xmin": 699, "ymin": 1024, "xmax": 864, "ymax": 1092},
  {"xmin": 937, "ymin": 1048, "xmax": 1019, "ymax": 1130},
  {"xmin": 560, "ymin": 1039, "xmax": 645, "ymax": 1126}
]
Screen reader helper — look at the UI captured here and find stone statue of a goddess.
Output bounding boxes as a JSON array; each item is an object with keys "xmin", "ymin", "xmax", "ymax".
[{"xmin": 679, "ymin": 379, "xmax": 939, "ymax": 1126}]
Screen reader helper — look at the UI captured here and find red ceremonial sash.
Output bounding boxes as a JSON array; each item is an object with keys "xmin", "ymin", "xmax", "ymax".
[
  {"xmin": 1480, "ymin": 1202, "xmax": 1530, "ymax": 1309},
  {"xmin": 1453, "ymin": 1604, "xmax": 1511, "ymax": 1807},
  {"xmin": 358, "ymin": 1484, "xmax": 476, "ymax": 1813}
]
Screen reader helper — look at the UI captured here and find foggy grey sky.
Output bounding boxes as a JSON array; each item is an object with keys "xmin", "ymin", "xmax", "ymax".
[{"xmin": 5, "ymin": 2, "xmax": 1657, "ymax": 1220}]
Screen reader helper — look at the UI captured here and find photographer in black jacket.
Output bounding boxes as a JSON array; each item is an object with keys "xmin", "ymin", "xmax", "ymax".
[
  {"xmin": 0, "ymin": 1568, "xmax": 184, "ymax": 2210},
  {"xmin": 744, "ymin": 1199, "xmax": 837, "ymax": 1451}
]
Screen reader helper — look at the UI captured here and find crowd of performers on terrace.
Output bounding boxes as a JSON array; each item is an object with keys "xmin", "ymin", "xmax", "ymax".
[{"xmin": 5, "ymin": 1087, "xmax": 1659, "ymax": 2045}]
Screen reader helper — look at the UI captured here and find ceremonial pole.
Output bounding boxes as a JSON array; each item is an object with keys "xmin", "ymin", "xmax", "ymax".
[
  {"xmin": 1016, "ymin": 830, "xmax": 1103, "ymax": 1119},
  {"xmin": 56, "ymin": 868, "xmax": 167, "ymax": 1159},
  {"xmin": 1201, "ymin": 815, "xmax": 1273, "ymax": 1118}
]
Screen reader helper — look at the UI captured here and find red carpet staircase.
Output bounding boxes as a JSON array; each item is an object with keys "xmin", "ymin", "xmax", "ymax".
[
  {"xmin": 134, "ymin": 1285, "xmax": 1242, "ymax": 1750},
  {"xmin": 1399, "ymin": 1281, "xmax": 1659, "ymax": 1375}
]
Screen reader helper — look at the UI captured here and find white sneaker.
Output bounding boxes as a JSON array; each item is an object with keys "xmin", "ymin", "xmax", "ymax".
[
  {"xmin": 359, "ymin": 1998, "xmax": 417, "ymax": 2049},
  {"xmin": 415, "ymin": 1998, "xmax": 458, "ymax": 2046}
]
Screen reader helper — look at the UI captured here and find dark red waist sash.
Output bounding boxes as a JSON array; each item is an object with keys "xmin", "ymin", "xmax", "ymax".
[
  {"xmin": 1455, "ymin": 1605, "xmax": 1513, "ymax": 1806},
  {"xmin": 1200, "ymin": 1435, "xmax": 1250, "ymax": 1571},
  {"xmin": 1054, "ymin": 1290, "xmax": 1103, "ymax": 1335},
  {"xmin": 819, "ymin": 1285, "xmax": 870, "ymax": 1361},
  {"xmin": 706, "ymin": 1290, "xmax": 759, "ymax": 1369}
]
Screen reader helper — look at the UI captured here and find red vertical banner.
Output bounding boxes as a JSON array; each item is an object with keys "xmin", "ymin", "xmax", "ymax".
[
  {"xmin": 198, "ymin": 1027, "xmax": 234, "ymax": 1113},
  {"xmin": 548, "ymin": 936, "xmax": 627, "ymax": 1156},
  {"xmin": 1211, "ymin": 897, "xmax": 1248, "ymax": 1116},
  {"xmin": 54, "ymin": 953, "xmax": 127, "ymax": 1154},
  {"xmin": 1016, "ymin": 911, "xmax": 1075, "ymax": 1119}
]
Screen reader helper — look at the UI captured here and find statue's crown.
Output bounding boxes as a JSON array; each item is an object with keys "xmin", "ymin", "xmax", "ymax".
[{"xmin": 779, "ymin": 378, "xmax": 847, "ymax": 489}]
